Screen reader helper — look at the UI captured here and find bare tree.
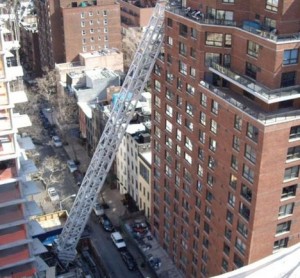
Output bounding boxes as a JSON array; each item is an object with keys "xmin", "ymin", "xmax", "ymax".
[
  {"xmin": 35, "ymin": 67, "xmax": 58, "ymax": 107},
  {"xmin": 31, "ymin": 156, "xmax": 67, "ymax": 190}
]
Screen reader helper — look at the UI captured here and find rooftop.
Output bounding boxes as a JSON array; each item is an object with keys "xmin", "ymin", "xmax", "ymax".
[{"xmin": 80, "ymin": 48, "xmax": 121, "ymax": 59}]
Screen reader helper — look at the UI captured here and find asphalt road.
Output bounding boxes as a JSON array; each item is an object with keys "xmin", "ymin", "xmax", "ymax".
[{"xmin": 88, "ymin": 215, "xmax": 142, "ymax": 278}]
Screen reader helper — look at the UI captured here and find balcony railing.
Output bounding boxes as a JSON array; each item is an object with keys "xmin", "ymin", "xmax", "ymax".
[
  {"xmin": 168, "ymin": 7, "xmax": 300, "ymax": 43},
  {"xmin": 209, "ymin": 62, "xmax": 300, "ymax": 103},
  {"xmin": 199, "ymin": 80, "xmax": 300, "ymax": 125}
]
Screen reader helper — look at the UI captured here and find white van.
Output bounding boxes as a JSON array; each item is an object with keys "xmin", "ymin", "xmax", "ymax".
[{"xmin": 111, "ymin": 232, "xmax": 126, "ymax": 249}]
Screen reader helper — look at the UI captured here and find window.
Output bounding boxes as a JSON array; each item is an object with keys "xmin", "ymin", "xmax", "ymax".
[
  {"xmin": 266, "ymin": 0, "xmax": 279, "ymax": 12},
  {"xmin": 228, "ymin": 192, "xmax": 235, "ymax": 207},
  {"xmin": 191, "ymin": 27, "xmax": 197, "ymax": 39},
  {"xmin": 235, "ymin": 237, "xmax": 246, "ymax": 254},
  {"xmin": 166, "ymin": 89, "xmax": 174, "ymax": 101},
  {"xmin": 225, "ymin": 226, "xmax": 232, "ymax": 241},
  {"xmin": 154, "ymin": 95, "xmax": 161, "ymax": 107},
  {"xmin": 205, "ymin": 53, "xmax": 221, "ymax": 67},
  {"xmin": 206, "ymin": 190, "xmax": 213, "ymax": 203},
  {"xmin": 231, "ymin": 155, "xmax": 238, "ymax": 171},
  {"xmin": 245, "ymin": 62, "xmax": 258, "ymax": 79},
  {"xmin": 283, "ymin": 49, "xmax": 298, "ymax": 65},
  {"xmin": 185, "ymin": 152, "xmax": 192, "ymax": 164},
  {"xmin": 205, "ymin": 206, "xmax": 212, "ymax": 219},
  {"xmin": 140, "ymin": 162, "xmax": 149, "ymax": 183},
  {"xmin": 234, "ymin": 115, "xmax": 242, "ymax": 131},
  {"xmin": 176, "ymin": 112, "xmax": 182, "ymax": 125},
  {"xmin": 81, "ymin": 21, "xmax": 85, "ymax": 27},
  {"xmin": 204, "ymin": 222, "xmax": 210, "ymax": 234},
  {"xmin": 154, "ymin": 110, "xmax": 161, "ymax": 123},
  {"xmin": 198, "ymin": 147, "xmax": 204, "ymax": 161},
  {"xmin": 166, "ymin": 120, "xmax": 173, "ymax": 133},
  {"xmin": 103, "ymin": 10, "xmax": 107, "ymax": 16},
  {"xmin": 167, "ymin": 54, "xmax": 172, "ymax": 64},
  {"xmin": 278, "ymin": 203, "xmax": 294, "ymax": 217},
  {"xmin": 166, "ymin": 136, "xmax": 173, "ymax": 148},
  {"xmin": 273, "ymin": 237, "xmax": 288, "ymax": 251},
  {"xmin": 241, "ymin": 184, "xmax": 252, "ymax": 203},
  {"xmin": 223, "ymin": 0, "xmax": 234, "ymax": 2},
  {"xmin": 167, "ymin": 18, "xmax": 173, "ymax": 27},
  {"xmin": 179, "ymin": 42, "xmax": 187, "ymax": 56},
  {"xmin": 223, "ymin": 243, "xmax": 230, "ymax": 256},
  {"xmin": 276, "ymin": 221, "xmax": 291, "ymax": 234},
  {"xmin": 154, "ymin": 126, "xmax": 161, "ymax": 138},
  {"xmin": 201, "ymin": 93, "xmax": 207, "ymax": 107},
  {"xmin": 179, "ymin": 61, "xmax": 187, "ymax": 75},
  {"xmin": 177, "ymin": 96, "xmax": 183, "ymax": 108},
  {"xmin": 284, "ymin": 166, "xmax": 299, "ymax": 181},
  {"xmin": 185, "ymin": 119, "xmax": 193, "ymax": 131},
  {"xmin": 281, "ymin": 185, "xmax": 297, "ymax": 199},
  {"xmin": 202, "ymin": 236, "xmax": 209, "ymax": 249},
  {"xmin": 206, "ymin": 32, "xmax": 223, "ymax": 47},
  {"xmin": 290, "ymin": 125, "xmax": 300, "ymax": 140},
  {"xmin": 200, "ymin": 112, "xmax": 206, "ymax": 126},
  {"xmin": 89, "ymin": 11, "xmax": 93, "ymax": 16},
  {"xmin": 233, "ymin": 136, "xmax": 240, "ymax": 151},
  {"xmin": 154, "ymin": 65, "xmax": 161, "ymax": 76},
  {"xmin": 229, "ymin": 173, "xmax": 237, "ymax": 189},
  {"xmin": 281, "ymin": 71, "xmax": 296, "ymax": 87},
  {"xmin": 211, "ymin": 100, "xmax": 219, "ymax": 115},
  {"xmin": 176, "ymin": 129, "xmax": 182, "ymax": 141},
  {"xmin": 81, "ymin": 12, "xmax": 85, "ymax": 18},
  {"xmin": 190, "ymin": 47, "xmax": 196, "ymax": 58},
  {"xmin": 90, "ymin": 20, "xmax": 93, "ymax": 25},
  {"xmin": 264, "ymin": 17, "xmax": 276, "ymax": 30},
  {"xmin": 234, "ymin": 253, "xmax": 244, "ymax": 268},
  {"xmin": 210, "ymin": 119, "xmax": 217, "ymax": 134},
  {"xmin": 190, "ymin": 67, "xmax": 196, "ymax": 78},
  {"xmin": 243, "ymin": 164, "xmax": 254, "ymax": 184},
  {"xmin": 239, "ymin": 202, "xmax": 250, "ymax": 221},
  {"xmin": 224, "ymin": 34, "xmax": 232, "ymax": 47},
  {"xmin": 199, "ymin": 130, "xmax": 206, "ymax": 144},
  {"xmin": 247, "ymin": 41, "xmax": 259, "ymax": 58},
  {"xmin": 167, "ymin": 36, "xmax": 173, "ymax": 46},
  {"xmin": 247, "ymin": 123, "xmax": 259, "ymax": 143},
  {"xmin": 186, "ymin": 83, "xmax": 195, "ymax": 95},
  {"xmin": 90, "ymin": 28, "xmax": 94, "ymax": 33},
  {"xmin": 82, "ymin": 30, "xmax": 86, "ymax": 35},
  {"xmin": 209, "ymin": 138, "xmax": 217, "ymax": 152},
  {"xmin": 198, "ymin": 164, "xmax": 203, "ymax": 177},
  {"xmin": 287, "ymin": 146, "xmax": 300, "ymax": 161},
  {"xmin": 179, "ymin": 23, "xmax": 188, "ymax": 37},
  {"xmin": 184, "ymin": 168, "xmax": 192, "ymax": 183},
  {"xmin": 237, "ymin": 221, "xmax": 248, "ymax": 238},
  {"xmin": 185, "ymin": 137, "xmax": 193, "ymax": 151},
  {"xmin": 177, "ymin": 77, "xmax": 183, "ymax": 90},
  {"xmin": 166, "ymin": 104, "xmax": 173, "ymax": 118},
  {"xmin": 245, "ymin": 144, "xmax": 256, "ymax": 163},
  {"xmin": 226, "ymin": 209, "xmax": 234, "ymax": 224},
  {"xmin": 154, "ymin": 80, "xmax": 161, "ymax": 92},
  {"xmin": 186, "ymin": 102, "xmax": 194, "ymax": 117}
]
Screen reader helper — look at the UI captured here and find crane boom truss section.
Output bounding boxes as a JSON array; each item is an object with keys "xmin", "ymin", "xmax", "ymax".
[{"xmin": 57, "ymin": 1, "xmax": 166, "ymax": 265}]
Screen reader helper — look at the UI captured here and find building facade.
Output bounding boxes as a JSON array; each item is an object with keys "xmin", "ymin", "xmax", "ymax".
[
  {"xmin": 35, "ymin": 0, "xmax": 122, "ymax": 69},
  {"xmin": 0, "ymin": 12, "xmax": 46, "ymax": 278},
  {"xmin": 151, "ymin": 0, "xmax": 300, "ymax": 277}
]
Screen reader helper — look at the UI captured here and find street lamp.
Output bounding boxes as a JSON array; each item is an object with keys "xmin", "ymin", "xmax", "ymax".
[{"xmin": 59, "ymin": 194, "xmax": 76, "ymax": 211}]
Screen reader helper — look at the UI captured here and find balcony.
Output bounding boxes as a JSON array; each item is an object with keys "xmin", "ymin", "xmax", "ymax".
[
  {"xmin": 168, "ymin": 7, "xmax": 300, "ymax": 43},
  {"xmin": 0, "ymin": 160, "xmax": 17, "ymax": 181},
  {"xmin": 168, "ymin": 6, "xmax": 236, "ymax": 27},
  {"xmin": 0, "ymin": 109, "xmax": 12, "ymax": 132},
  {"xmin": 209, "ymin": 62, "xmax": 300, "ymax": 104},
  {"xmin": 0, "ymin": 205, "xmax": 26, "ymax": 229},
  {"xmin": 0, "ymin": 182, "xmax": 22, "ymax": 206},
  {"xmin": 0, "ymin": 134, "xmax": 16, "ymax": 158},
  {"xmin": 0, "ymin": 245, "xmax": 32, "ymax": 269},
  {"xmin": 0, "ymin": 226, "xmax": 28, "ymax": 249},
  {"xmin": 5, "ymin": 65, "xmax": 23, "ymax": 81},
  {"xmin": 199, "ymin": 80, "xmax": 300, "ymax": 125},
  {"xmin": 0, "ymin": 82, "xmax": 8, "ymax": 105},
  {"xmin": 12, "ymin": 113, "xmax": 31, "ymax": 129}
]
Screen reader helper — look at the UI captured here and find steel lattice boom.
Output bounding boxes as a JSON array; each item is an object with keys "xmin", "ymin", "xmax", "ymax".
[{"xmin": 57, "ymin": 1, "xmax": 166, "ymax": 265}]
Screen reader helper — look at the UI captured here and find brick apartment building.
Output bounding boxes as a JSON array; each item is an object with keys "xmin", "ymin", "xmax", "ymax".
[
  {"xmin": 151, "ymin": 0, "xmax": 300, "ymax": 277},
  {"xmin": 35, "ymin": 0, "xmax": 122, "ymax": 69}
]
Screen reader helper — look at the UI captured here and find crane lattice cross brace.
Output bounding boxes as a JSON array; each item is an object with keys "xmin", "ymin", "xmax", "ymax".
[{"xmin": 56, "ymin": 1, "xmax": 167, "ymax": 266}]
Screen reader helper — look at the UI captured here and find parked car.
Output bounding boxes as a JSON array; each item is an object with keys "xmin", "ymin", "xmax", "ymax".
[
  {"xmin": 52, "ymin": 136, "xmax": 63, "ymax": 147},
  {"xmin": 47, "ymin": 187, "xmax": 59, "ymax": 202},
  {"xmin": 111, "ymin": 231, "xmax": 126, "ymax": 249},
  {"xmin": 99, "ymin": 214, "xmax": 114, "ymax": 232},
  {"xmin": 93, "ymin": 202, "xmax": 104, "ymax": 216},
  {"xmin": 67, "ymin": 160, "xmax": 78, "ymax": 173},
  {"xmin": 73, "ymin": 170, "xmax": 84, "ymax": 186},
  {"xmin": 147, "ymin": 254, "xmax": 161, "ymax": 270},
  {"xmin": 120, "ymin": 250, "xmax": 136, "ymax": 271}
]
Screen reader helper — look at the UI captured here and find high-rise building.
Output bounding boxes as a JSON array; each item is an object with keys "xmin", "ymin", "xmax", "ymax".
[
  {"xmin": 35, "ymin": 0, "xmax": 122, "ymax": 69},
  {"xmin": 0, "ymin": 8, "xmax": 46, "ymax": 278},
  {"xmin": 150, "ymin": 1, "xmax": 300, "ymax": 277}
]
